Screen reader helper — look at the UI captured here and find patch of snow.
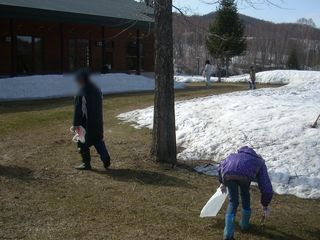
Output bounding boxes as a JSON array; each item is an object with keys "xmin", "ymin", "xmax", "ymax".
[
  {"xmin": 0, "ymin": 73, "xmax": 185, "ymax": 101},
  {"xmin": 175, "ymin": 75, "xmax": 209, "ymax": 83},
  {"xmin": 118, "ymin": 70, "xmax": 320, "ymax": 199},
  {"xmin": 175, "ymin": 70, "xmax": 297, "ymax": 85}
]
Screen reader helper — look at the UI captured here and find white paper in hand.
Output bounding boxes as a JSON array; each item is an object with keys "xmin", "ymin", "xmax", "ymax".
[
  {"xmin": 200, "ymin": 188, "xmax": 228, "ymax": 218},
  {"xmin": 71, "ymin": 126, "xmax": 86, "ymax": 143}
]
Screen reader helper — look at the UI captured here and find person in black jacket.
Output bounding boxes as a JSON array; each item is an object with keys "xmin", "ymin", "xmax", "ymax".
[{"xmin": 72, "ymin": 69, "xmax": 111, "ymax": 170}]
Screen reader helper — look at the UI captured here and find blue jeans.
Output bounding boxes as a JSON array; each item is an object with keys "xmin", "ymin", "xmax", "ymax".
[
  {"xmin": 225, "ymin": 180, "xmax": 251, "ymax": 214},
  {"xmin": 206, "ymin": 75, "xmax": 211, "ymax": 87},
  {"xmin": 249, "ymin": 81, "xmax": 256, "ymax": 90},
  {"xmin": 78, "ymin": 139, "xmax": 111, "ymax": 163}
]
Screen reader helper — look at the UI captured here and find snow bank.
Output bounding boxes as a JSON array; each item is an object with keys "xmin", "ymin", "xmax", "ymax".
[
  {"xmin": 174, "ymin": 70, "xmax": 305, "ymax": 85},
  {"xmin": 175, "ymin": 74, "xmax": 250, "ymax": 83},
  {"xmin": 0, "ymin": 73, "xmax": 184, "ymax": 100},
  {"xmin": 119, "ymin": 70, "xmax": 320, "ymax": 199},
  {"xmin": 174, "ymin": 75, "xmax": 210, "ymax": 83}
]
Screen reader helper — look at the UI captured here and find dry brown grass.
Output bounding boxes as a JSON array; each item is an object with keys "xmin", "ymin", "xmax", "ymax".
[{"xmin": 0, "ymin": 83, "xmax": 319, "ymax": 240}]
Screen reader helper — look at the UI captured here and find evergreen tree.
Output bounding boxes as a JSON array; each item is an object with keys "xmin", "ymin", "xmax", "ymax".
[
  {"xmin": 206, "ymin": 0, "xmax": 246, "ymax": 79},
  {"xmin": 287, "ymin": 49, "xmax": 300, "ymax": 70}
]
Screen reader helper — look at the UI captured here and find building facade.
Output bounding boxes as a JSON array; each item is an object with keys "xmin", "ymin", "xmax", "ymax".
[{"xmin": 0, "ymin": 0, "xmax": 154, "ymax": 76}]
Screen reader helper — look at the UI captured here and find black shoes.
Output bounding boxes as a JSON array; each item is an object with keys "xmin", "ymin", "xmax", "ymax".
[
  {"xmin": 75, "ymin": 160, "xmax": 110, "ymax": 171},
  {"xmin": 75, "ymin": 163, "xmax": 92, "ymax": 170},
  {"xmin": 103, "ymin": 159, "xmax": 111, "ymax": 170}
]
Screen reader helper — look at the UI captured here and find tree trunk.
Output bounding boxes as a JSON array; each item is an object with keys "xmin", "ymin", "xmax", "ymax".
[
  {"xmin": 151, "ymin": 0, "xmax": 177, "ymax": 164},
  {"xmin": 225, "ymin": 57, "xmax": 230, "ymax": 78},
  {"xmin": 217, "ymin": 61, "xmax": 222, "ymax": 83}
]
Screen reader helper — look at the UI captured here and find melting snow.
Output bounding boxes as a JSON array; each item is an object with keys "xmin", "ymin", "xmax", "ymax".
[
  {"xmin": 175, "ymin": 71, "xmax": 291, "ymax": 85},
  {"xmin": 119, "ymin": 70, "xmax": 320, "ymax": 199}
]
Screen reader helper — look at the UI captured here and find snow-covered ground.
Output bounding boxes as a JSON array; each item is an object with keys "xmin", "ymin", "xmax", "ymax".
[
  {"xmin": 119, "ymin": 70, "xmax": 320, "ymax": 199},
  {"xmin": 175, "ymin": 71, "xmax": 288, "ymax": 85},
  {"xmin": 0, "ymin": 73, "xmax": 184, "ymax": 100}
]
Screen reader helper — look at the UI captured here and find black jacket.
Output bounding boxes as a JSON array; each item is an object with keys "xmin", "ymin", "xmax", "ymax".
[{"xmin": 73, "ymin": 82, "xmax": 104, "ymax": 146}]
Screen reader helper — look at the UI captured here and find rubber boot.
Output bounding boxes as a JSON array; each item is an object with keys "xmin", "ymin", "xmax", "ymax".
[
  {"xmin": 239, "ymin": 209, "xmax": 251, "ymax": 231},
  {"xmin": 223, "ymin": 213, "xmax": 235, "ymax": 240},
  {"xmin": 75, "ymin": 162, "xmax": 92, "ymax": 170},
  {"xmin": 76, "ymin": 147, "xmax": 92, "ymax": 170}
]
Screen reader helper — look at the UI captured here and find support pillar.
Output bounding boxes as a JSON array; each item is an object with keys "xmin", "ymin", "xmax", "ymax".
[
  {"xmin": 10, "ymin": 19, "xmax": 17, "ymax": 76},
  {"xmin": 136, "ymin": 29, "xmax": 141, "ymax": 75},
  {"xmin": 60, "ymin": 23, "xmax": 64, "ymax": 73}
]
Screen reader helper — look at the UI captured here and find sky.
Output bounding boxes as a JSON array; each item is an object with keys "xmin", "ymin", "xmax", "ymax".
[{"xmin": 173, "ymin": 0, "xmax": 320, "ymax": 27}]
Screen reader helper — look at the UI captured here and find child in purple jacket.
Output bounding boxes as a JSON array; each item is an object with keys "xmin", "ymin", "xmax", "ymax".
[{"xmin": 218, "ymin": 146, "xmax": 273, "ymax": 240}]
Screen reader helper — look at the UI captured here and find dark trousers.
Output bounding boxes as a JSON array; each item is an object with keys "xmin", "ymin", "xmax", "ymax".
[
  {"xmin": 225, "ymin": 180, "xmax": 251, "ymax": 215},
  {"xmin": 78, "ymin": 139, "xmax": 111, "ymax": 164},
  {"xmin": 249, "ymin": 81, "xmax": 256, "ymax": 90}
]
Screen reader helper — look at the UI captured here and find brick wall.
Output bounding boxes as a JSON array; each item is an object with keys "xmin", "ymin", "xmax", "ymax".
[{"xmin": 0, "ymin": 17, "xmax": 154, "ymax": 76}]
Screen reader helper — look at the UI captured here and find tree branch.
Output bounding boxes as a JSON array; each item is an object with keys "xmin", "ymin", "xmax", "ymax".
[{"xmin": 200, "ymin": 0, "xmax": 287, "ymax": 10}]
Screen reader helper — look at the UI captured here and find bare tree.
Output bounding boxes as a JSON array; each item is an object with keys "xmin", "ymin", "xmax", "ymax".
[
  {"xmin": 296, "ymin": 18, "xmax": 317, "ymax": 28},
  {"xmin": 152, "ymin": 0, "xmax": 177, "ymax": 164}
]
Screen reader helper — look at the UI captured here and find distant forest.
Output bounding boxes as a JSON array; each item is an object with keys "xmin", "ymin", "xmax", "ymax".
[{"xmin": 173, "ymin": 12, "xmax": 320, "ymax": 74}]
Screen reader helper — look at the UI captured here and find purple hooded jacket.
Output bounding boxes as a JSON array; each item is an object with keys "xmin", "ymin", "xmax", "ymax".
[{"xmin": 218, "ymin": 146, "xmax": 273, "ymax": 207}]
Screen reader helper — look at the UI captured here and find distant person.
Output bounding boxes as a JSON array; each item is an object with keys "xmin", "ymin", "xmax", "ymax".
[
  {"xmin": 218, "ymin": 146, "xmax": 273, "ymax": 240},
  {"xmin": 202, "ymin": 60, "xmax": 214, "ymax": 88},
  {"xmin": 72, "ymin": 69, "xmax": 111, "ymax": 170},
  {"xmin": 249, "ymin": 66, "xmax": 256, "ymax": 90}
]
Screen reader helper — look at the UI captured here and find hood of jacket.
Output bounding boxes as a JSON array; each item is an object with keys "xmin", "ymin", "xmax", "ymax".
[{"xmin": 237, "ymin": 146, "xmax": 261, "ymax": 159}]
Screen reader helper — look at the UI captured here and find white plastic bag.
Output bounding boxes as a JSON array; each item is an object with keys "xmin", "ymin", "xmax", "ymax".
[
  {"xmin": 200, "ymin": 188, "xmax": 228, "ymax": 218},
  {"xmin": 70, "ymin": 126, "xmax": 86, "ymax": 143}
]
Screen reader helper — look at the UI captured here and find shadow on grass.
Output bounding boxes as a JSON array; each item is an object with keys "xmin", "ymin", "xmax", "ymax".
[
  {"xmin": 0, "ymin": 165, "xmax": 33, "ymax": 180},
  {"xmin": 304, "ymin": 229, "xmax": 320, "ymax": 239},
  {"xmin": 208, "ymin": 220, "xmax": 316, "ymax": 240},
  {"xmin": 92, "ymin": 168, "xmax": 192, "ymax": 188},
  {"xmin": 247, "ymin": 224, "xmax": 306, "ymax": 240}
]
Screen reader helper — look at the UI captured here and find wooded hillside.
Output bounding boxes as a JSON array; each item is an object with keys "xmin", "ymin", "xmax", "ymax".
[{"xmin": 173, "ymin": 12, "xmax": 320, "ymax": 74}]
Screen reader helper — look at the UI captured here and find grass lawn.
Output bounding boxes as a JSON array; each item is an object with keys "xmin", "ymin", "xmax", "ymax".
[{"xmin": 0, "ymin": 83, "xmax": 319, "ymax": 240}]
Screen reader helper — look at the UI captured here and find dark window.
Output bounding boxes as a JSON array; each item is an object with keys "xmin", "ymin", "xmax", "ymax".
[
  {"xmin": 105, "ymin": 40, "xmax": 114, "ymax": 51},
  {"xmin": 69, "ymin": 39, "xmax": 90, "ymax": 71},
  {"xmin": 16, "ymin": 35, "xmax": 44, "ymax": 74},
  {"xmin": 126, "ymin": 39, "xmax": 144, "ymax": 71},
  {"xmin": 104, "ymin": 40, "xmax": 114, "ymax": 72},
  {"xmin": 34, "ymin": 37, "xmax": 43, "ymax": 73},
  {"xmin": 17, "ymin": 36, "xmax": 32, "ymax": 74},
  {"xmin": 69, "ymin": 39, "xmax": 76, "ymax": 71},
  {"xmin": 105, "ymin": 52, "xmax": 113, "ymax": 71}
]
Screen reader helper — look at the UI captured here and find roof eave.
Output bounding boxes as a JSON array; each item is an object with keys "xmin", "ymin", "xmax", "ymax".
[{"xmin": 0, "ymin": 5, "xmax": 154, "ymax": 29}]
